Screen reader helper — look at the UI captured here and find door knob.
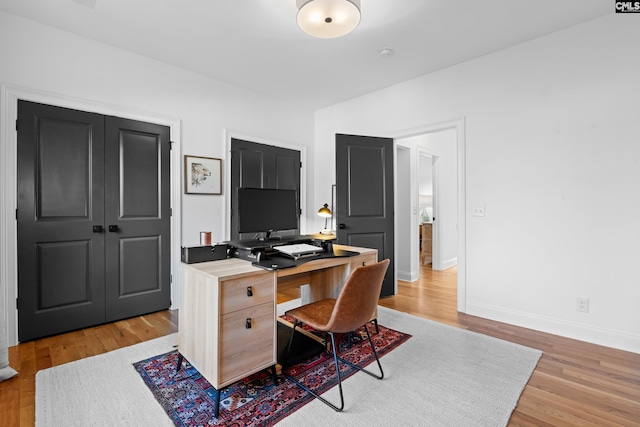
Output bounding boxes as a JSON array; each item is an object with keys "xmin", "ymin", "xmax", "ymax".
[
  {"xmin": 108, "ymin": 225, "xmax": 119, "ymax": 232},
  {"xmin": 339, "ymin": 223, "xmax": 346, "ymax": 229},
  {"xmin": 93, "ymin": 225, "xmax": 103, "ymax": 233}
]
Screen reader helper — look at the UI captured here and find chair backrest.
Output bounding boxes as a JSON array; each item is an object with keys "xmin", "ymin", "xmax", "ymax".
[{"xmin": 324, "ymin": 259, "xmax": 390, "ymax": 333}]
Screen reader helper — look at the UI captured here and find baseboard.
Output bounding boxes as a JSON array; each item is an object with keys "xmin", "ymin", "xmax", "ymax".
[
  {"xmin": 466, "ymin": 302, "xmax": 640, "ymax": 354},
  {"xmin": 397, "ymin": 269, "xmax": 418, "ymax": 282},
  {"xmin": 442, "ymin": 257, "xmax": 457, "ymax": 270}
]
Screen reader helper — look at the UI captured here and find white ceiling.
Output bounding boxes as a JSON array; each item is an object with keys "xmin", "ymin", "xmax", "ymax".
[{"xmin": 0, "ymin": 0, "xmax": 612, "ymax": 110}]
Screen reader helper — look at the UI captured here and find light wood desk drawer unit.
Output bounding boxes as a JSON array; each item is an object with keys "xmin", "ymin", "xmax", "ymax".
[{"xmin": 179, "ymin": 259, "xmax": 276, "ymax": 390}]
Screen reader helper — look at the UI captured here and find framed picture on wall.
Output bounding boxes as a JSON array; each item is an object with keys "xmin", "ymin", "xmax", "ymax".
[{"xmin": 184, "ymin": 155, "xmax": 222, "ymax": 194}]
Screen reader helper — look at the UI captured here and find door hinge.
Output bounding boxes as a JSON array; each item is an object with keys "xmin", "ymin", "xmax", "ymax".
[
  {"xmin": 170, "ymin": 274, "xmax": 173, "ymax": 284},
  {"xmin": 16, "ymin": 298, "xmax": 19, "ymax": 309},
  {"xmin": 169, "ymin": 141, "xmax": 173, "ymax": 150},
  {"xmin": 15, "ymin": 119, "xmax": 19, "ymax": 131},
  {"xmin": 170, "ymin": 208, "xmax": 172, "ymax": 217}
]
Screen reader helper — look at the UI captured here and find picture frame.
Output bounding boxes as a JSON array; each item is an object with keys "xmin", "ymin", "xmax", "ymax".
[{"xmin": 184, "ymin": 155, "xmax": 222, "ymax": 194}]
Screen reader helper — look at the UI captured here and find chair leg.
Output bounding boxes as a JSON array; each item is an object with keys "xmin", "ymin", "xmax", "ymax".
[
  {"xmin": 337, "ymin": 324, "xmax": 384, "ymax": 380},
  {"xmin": 285, "ymin": 331, "xmax": 345, "ymax": 412},
  {"xmin": 372, "ymin": 318, "xmax": 380, "ymax": 334},
  {"xmin": 285, "ymin": 324, "xmax": 384, "ymax": 412}
]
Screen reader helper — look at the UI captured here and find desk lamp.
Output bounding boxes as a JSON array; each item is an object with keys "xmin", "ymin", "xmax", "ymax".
[{"xmin": 317, "ymin": 203, "xmax": 332, "ymax": 235}]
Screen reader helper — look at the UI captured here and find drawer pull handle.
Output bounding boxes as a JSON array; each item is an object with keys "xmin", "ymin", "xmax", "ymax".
[
  {"xmin": 246, "ymin": 318, "xmax": 252, "ymax": 329},
  {"xmin": 246, "ymin": 286, "xmax": 253, "ymax": 297}
]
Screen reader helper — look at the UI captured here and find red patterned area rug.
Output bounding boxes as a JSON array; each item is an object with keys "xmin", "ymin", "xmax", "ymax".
[{"xmin": 134, "ymin": 322, "xmax": 411, "ymax": 427}]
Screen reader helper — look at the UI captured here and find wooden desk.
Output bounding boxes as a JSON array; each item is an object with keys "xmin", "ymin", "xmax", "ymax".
[{"xmin": 178, "ymin": 244, "xmax": 377, "ymax": 392}]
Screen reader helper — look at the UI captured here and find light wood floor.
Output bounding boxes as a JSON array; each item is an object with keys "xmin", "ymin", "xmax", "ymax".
[{"xmin": 2, "ymin": 265, "xmax": 639, "ymax": 426}]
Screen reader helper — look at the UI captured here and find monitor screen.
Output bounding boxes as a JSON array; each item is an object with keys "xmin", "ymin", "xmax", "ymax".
[{"xmin": 237, "ymin": 188, "xmax": 299, "ymax": 235}]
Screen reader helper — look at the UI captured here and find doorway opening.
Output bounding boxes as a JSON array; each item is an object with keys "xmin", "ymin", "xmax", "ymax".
[{"xmin": 394, "ymin": 118, "xmax": 465, "ymax": 312}]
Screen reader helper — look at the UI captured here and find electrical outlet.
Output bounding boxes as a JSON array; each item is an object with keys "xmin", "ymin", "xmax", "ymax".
[
  {"xmin": 576, "ymin": 297, "xmax": 589, "ymax": 313},
  {"xmin": 472, "ymin": 205, "xmax": 485, "ymax": 217}
]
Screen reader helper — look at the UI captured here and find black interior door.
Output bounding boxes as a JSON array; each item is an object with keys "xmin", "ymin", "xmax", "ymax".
[
  {"xmin": 17, "ymin": 101, "xmax": 107, "ymax": 341},
  {"xmin": 104, "ymin": 117, "xmax": 171, "ymax": 321},
  {"xmin": 335, "ymin": 133, "xmax": 395, "ymax": 297},
  {"xmin": 17, "ymin": 101, "xmax": 171, "ymax": 341},
  {"xmin": 230, "ymin": 138, "xmax": 301, "ymax": 240}
]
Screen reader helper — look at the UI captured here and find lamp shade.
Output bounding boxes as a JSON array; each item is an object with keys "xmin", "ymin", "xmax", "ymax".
[
  {"xmin": 317, "ymin": 203, "xmax": 332, "ymax": 217},
  {"xmin": 296, "ymin": 0, "xmax": 361, "ymax": 39}
]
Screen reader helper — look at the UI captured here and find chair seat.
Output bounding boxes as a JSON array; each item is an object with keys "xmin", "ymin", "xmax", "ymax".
[{"xmin": 285, "ymin": 299, "xmax": 336, "ymax": 332}]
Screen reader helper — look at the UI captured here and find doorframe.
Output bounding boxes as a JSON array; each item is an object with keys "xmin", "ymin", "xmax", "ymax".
[
  {"xmin": 417, "ymin": 149, "xmax": 443, "ymax": 270},
  {"xmin": 1, "ymin": 84, "xmax": 182, "ymax": 346},
  {"xmin": 223, "ymin": 130, "xmax": 308, "ymax": 240},
  {"xmin": 392, "ymin": 117, "xmax": 466, "ymax": 312}
]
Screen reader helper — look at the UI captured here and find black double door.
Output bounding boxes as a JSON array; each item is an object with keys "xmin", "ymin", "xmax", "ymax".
[
  {"xmin": 230, "ymin": 138, "xmax": 301, "ymax": 241},
  {"xmin": 17, "ymin": 101, "xmax": 171, "ymax": 341}
]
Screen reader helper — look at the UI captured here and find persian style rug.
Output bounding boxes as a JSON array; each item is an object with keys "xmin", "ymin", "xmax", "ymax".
[{"xmin": 133, "ymin": 322, "xmax": 411, "ymax": 427}]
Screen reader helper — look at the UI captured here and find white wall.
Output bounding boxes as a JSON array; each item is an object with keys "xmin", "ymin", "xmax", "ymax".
[
  {"xmin": 313, "ymin": 14, "xmax": 640, "ymax": 353},
  {"xmin": 0, "ymin": 11, "xmax": 315, "ymax": 345},
  {"xmin": 395, "ymin": 146, "xmax": 413, "ymax": 281}
]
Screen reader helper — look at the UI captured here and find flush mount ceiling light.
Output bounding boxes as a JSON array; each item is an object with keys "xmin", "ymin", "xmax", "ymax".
[{"xmin": 296, "ymin": 0, "xmax": 361, "ymax": 39}]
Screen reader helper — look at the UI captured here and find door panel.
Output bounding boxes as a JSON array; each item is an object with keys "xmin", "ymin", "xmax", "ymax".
[
  {"xmin": 17, "ymin": 101, "xmax": 106, "ymax": 341},
  {"xmin": 274, "ymin": 152, "xmax": 299, "ymax": 189},
  {"xmin": 336, "ymin": 134, "xmax": 395, "ymax": 297},
  {"xmin": 119, "ymin": 129, "xmax": 161, "ymax": 218},
  {"xmin": 36, "ymin": 241, "xmax": 92, "ymax": 309},
  {"xmin": 104, "ymin": 117, "xmax": 171, "ymax": 321},
  {"xmin": 119, "ymin": 236, "xmax": 161, "ymax": 295},
  {"xmin": 230, "ymin": 138, "xmax": 301, "ymax": 240}
]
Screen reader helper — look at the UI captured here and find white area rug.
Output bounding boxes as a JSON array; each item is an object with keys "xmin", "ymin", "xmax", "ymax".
[{"xmin": 36, "ymin": 304, "xmax": 541, "ymax": 426}]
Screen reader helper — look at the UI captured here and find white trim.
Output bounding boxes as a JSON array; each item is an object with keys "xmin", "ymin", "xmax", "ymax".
[
  {"xmin": 467, "ymin": 301, "xmax": 640, "ymax": 354},
  {"xmin": 222, "ymin": 130, "xmax": 308, "ymax": 240},
  {"xmin": 442, "ymin": 257, "xmax": 458, "ymax": 270},
  {"xmin": 391, "ymin": 117, "xmax": 467, "ymax": 313},
  {"xmin": 0, "ymin": 83, "xmax": 182, "ymax": 346},
  {"xmin": 417, "ymin": 149, "xmax": 442, "ymax": 270}
]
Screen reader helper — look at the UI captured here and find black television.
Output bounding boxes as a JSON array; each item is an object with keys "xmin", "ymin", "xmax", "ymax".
[{"xmin": 237, "ymin": 188, "xmax": 299, "ymax": 240}]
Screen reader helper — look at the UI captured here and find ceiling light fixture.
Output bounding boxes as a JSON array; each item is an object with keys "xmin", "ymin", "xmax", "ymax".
[{"xmin": 296, "ymin": 0, "xmax": 361, "ymax": 39}]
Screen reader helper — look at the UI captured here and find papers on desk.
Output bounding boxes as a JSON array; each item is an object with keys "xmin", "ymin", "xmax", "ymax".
[{"xmin": 273, "ymin": 243, "xmax": 321, "ymax": 259}]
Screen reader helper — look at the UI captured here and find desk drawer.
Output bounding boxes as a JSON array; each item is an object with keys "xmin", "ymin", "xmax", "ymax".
[
  {"xmin": 220, "ymin": 302, "xmax": 275, "ymax": 384},
  {"xmin": 221, "ymin": 274, "xmax": 274, "ymax": 314}
]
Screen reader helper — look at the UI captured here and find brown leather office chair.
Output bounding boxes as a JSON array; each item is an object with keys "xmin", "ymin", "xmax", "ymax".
[{"xmin": 283, "ymin": 258, "xmax": 390, "ymax": 412}]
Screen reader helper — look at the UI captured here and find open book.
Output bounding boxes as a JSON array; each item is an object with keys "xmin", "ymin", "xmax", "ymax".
[{"xmin": 273, "ymin": 243, "xmax": 321, "ymax": 259}]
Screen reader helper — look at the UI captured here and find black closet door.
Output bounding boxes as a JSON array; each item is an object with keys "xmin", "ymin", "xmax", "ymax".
[
  {"xmin": 104, "ymin": 116, "xmax": 171, "ymax": 321},
  {"xmin": 17, "ymin": 101, "xmax": 171, "ymax": 341},
  {"xmin": 17, "ymin": 101, "xmax": 106, "ymax": 341},
  {"xmin": 230, "ymin": 138, "xmax": 301, "ymax": 240}
]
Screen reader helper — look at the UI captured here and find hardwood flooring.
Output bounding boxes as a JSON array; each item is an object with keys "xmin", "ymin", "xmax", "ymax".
[{"xmin": 1, "ymin": 265, "xmax": 638, "ymax": 426}]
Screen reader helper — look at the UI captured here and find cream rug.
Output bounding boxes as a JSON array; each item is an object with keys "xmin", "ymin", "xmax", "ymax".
[{"xmin": 36, "ymin": 304, "xmax": 541, "ymax": 426}]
